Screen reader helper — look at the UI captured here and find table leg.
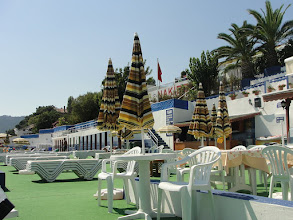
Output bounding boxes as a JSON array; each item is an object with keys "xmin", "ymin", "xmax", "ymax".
[{"xmin": 118, "ymin": 160, "xmax": 175, "ymax": 220}]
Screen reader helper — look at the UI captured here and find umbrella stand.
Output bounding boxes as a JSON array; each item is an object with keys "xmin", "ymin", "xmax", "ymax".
[{"xmin": 141, "ymin": 128, "xmax": 145, "ymax": 155}]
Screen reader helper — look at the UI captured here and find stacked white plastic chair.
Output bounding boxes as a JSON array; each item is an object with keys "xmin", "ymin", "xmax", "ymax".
[
  {"xmin": 157, "ymin": 146, "xmax": 221, "ymax": 220},
  {"xmin": 262, "ymin": 145, "xmax": 293, "ymax": 201},
  {"xmin": 97, "ymin": 146, "xmax": 141, "ymax": 213}
]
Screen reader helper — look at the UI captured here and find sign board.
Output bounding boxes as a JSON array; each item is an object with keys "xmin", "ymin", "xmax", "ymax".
[
  {"xmin": 276, "ymin": 117, "xmax": 284, "ymax": 123},
  {"xmin": 166, "ymin": 109, "xmax": 173, "ymax": 136}
]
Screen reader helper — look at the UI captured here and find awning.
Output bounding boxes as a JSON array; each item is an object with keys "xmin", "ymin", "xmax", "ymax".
[
  {"xmin": 263, "ymin": 88, "xmax": 293, "ymax": 102},
  {"xmin": 229, "ymin": 112, "xmax": 261, "ymax": 122},
  {"xmin": 175, "ymin": 112, "xmax": 260, "ymax": 127}
]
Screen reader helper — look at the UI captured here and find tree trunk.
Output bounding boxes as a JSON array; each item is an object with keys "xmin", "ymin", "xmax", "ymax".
[{"xmin": 241, "ymin": 60, "xmax": 255, "ymax": 78}]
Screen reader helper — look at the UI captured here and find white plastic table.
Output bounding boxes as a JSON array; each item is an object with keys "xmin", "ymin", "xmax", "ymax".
[{"xmin": 110, "ymin": 153, "xmax": 176, "ymax": 220}]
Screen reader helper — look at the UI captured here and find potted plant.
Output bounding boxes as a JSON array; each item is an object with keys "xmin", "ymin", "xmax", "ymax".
[
  {"xmin": 252, "ymin": 89, "xmax": 260, "ymax": 95},
  {"xmin": 242, "ymin": 91, "xmax": 249, "ymax": 97},
  {"xmin": 229, "ymin": 93, "xmax": 237, "ymax": 100},
  {"xmin": 267, "ymin": 85, "xmax": 275, "ymax": 93},
  {"xmin": 278, "ymin": 84, "xmax": 286, "ymax": 90}
]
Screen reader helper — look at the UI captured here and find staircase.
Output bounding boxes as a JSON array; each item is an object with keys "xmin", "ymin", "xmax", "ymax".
[{"xmin": 147, "ymin": 128, "xmax": 168, "ymax": 148}]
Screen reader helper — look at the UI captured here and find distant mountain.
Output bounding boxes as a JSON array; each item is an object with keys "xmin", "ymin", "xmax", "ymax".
[{"xmin": 0, "ymin": 115, "xmax": 25, "ymax": 133}]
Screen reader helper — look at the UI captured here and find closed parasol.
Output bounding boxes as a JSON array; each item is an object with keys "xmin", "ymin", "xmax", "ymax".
[
  {"xmin": 214, "ymin": 82, "xmax": 232, "ymax": 149},
  {"xmin": 118, "ymin": 33, "xmax": 154, "ymax": 154},
  {"xmin": 97, "ymin": 58, "xmax": 120, "ymax": 154},
  {"xmin": 188, "ymin": 83, "xmax": 213, "ymax": 146}
]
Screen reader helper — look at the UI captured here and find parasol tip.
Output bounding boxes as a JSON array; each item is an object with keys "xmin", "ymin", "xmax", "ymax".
[
  {"xmin": 220, "ymin": 81, "xmax": 223, "ymax": 85},
  {"xmin": 199, "ymin": 83, "xmax": 203, "ymax": 89},
  {"xmin": 134, "ymin": 32, "xmax": 138, "ymax": 37}
]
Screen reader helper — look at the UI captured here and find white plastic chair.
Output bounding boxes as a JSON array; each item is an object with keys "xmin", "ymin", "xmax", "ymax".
[
  {"xmin": 231, "ymin": 145, "xmax": 246, "ymax": 151},
  {"xmin": 176, "ymin": 148, "xmax": 195, "ymax": 182},
  {"xmin": 157, "ymin": 147, "xmax": 221, "ymax": 220},
  {"xmin": 97, "ymin": 146, "xmax": 141, "ymax": 212},
  {"xmin": 262, "ymin": 146, "xmax": 293, "ymax": 201}
]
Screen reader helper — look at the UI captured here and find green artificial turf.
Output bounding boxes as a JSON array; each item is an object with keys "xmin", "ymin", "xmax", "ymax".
[{"xmin": 1, "ymin": 163, "xmax": 281, "ymax": 220}]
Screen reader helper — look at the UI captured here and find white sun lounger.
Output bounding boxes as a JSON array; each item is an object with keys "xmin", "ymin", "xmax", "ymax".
[
  {"xmin": 24, "ymin": 159, "xmax": 102, "ymax": 182},
  {"xmin": 73, "ymin": 150, "xmax": 105, "ymax": 159},
  {"xmin": 10, "ymin": 156, "xmax": 69, "ymax": 171},
  {"xmin": 5, "ymin": 154, "xmax": 57, "ymax": 166}
]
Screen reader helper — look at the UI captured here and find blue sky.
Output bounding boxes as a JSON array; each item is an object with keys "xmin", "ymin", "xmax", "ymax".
[{"xmin": 0, "ymin": 0, "xmax": 292, "ymax": 116}]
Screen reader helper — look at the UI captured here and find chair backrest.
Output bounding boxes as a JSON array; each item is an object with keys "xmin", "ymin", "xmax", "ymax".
[
  {"xmin": 124, "ymin": 147, "xmax": 141, "ymax": 174},
  {"xmin": 158, "ymin": 145, "xmax": 165, "ymax": 153},
  {"xmin": 188, "ymin": 147, "xmax": 221, "ymax": 188},
  {"xmin": 262, "ymin": 146, "xmax": 293, "ymax": 178},
  {"xmin": 182, "ymin": 148, "xmax": 195, "ymax": 157},
  {"xmin": 232, "ymin": 145, "xmax": 246, "ymax": 151},
  {"xmin": 247, "ymin": 145, "xmax": 256, "ymax": 150},
  {"xmin": 249, "ymin": 145, "xmax": 267, "ymax": 151}
]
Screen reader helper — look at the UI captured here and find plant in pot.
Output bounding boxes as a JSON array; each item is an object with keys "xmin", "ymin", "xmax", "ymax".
[
  {"xmin": 229, "ymin": 93, "xmax": 237, "ymax": 100},
  {"xmin": 252, "ymin": 89, "xmax": 260, "ymax": 95},
  {"xmin": 242, "ymin": 91, "xmax": 249, "ymax": 97},
  {"xmin": 278, "ymin": 84, "xmax": 286, "ymax": 90},
  {"xmin": 267, "ymin": 85, "xmax": 275, "ymax": 93}
]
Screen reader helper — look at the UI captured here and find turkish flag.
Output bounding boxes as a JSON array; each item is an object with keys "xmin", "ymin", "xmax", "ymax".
[{"xmin": 158, "ymin": 62, "xmax": 162, "ymax": 82}]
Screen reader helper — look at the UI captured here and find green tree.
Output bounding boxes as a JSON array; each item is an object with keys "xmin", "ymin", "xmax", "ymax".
[
  {"xmin": 188, "ymin": 50, "xmax": 219, "ymax": 97},
  {"xmin": 248, "ymin": 1, "xmax": 293, "ymax": 67},
  {"xmin": 278, "ymin": 39, "xmax": 293, "ymax": 65},
  {"xmin": 215, "ymin": 21, "xmax": 257, "ymax": 78},
  {"xmin": 67, "ymin": 96, "xmax": 74, "ymax": 114},
  {"xmin": 6, "ymin": 129, "xmax": 16, "ymax": 136},
  {"xmin": 70, "ymin": 92, "xmax": 100, "ymax": 123}
]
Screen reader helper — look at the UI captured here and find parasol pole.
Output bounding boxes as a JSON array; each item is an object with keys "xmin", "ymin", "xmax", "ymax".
[
  {"xmin": 201, "ymin": 137, "xmax": 204, "ymax": 147},
  {"xmin": 281, "ymin": 120, "xmax": 285, "ymax": 147},
  {"xmin": 141, "ymin": 128, "xmax": 145, "ymax": 155},
  {"xmin": 224, "ymin": 135, "xmax": 226, "ymax": 150},
  {"xmin": 109, "ymin": 132, "xmax": 113, "ymax": 155},
  {"xmin": 215, "ymin": 138, "xmax": 217, "ymax": 147}
]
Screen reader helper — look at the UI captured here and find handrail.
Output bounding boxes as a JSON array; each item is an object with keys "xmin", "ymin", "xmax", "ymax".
[{"xmin": 147, "ymin": 129, "xmax": 159, "ymax": 147}]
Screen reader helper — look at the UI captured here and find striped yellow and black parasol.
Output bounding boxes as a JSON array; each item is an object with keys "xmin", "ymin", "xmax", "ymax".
[
  {"xmin": 118, "ymin": 33, "xmax": 154, "ymax": 153},
  {"xmin": 97, "ymin": 58, "xmax": 120, "ymax": 131},
  {"xmin": 188, "ymin": 83, "xmax": 213, "ymax": 144},
  {"xmin": 214, "ymin": 82, "xmax": 232, "ymax": 149},
  {"xmin": 97, "ymin": 59, "xmax": 120, "ymax": 153},
  {"xmin": 210, "ymin": 103, "xmax": 217, "ymax": 138}
]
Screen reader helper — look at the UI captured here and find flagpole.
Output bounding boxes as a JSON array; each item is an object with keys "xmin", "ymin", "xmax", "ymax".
[{"xmin": 157, "ymin": 58, "xmax": 160, "ymax": 102}]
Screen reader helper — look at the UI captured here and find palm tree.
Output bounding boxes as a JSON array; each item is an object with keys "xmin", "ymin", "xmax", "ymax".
[
  {"xmin": 248, "ymin": 1, "xmax": 293, "ymax": 67},
  {"xmin": 215, "ymin": 21, "xmax": 257, "ymax": 78}
]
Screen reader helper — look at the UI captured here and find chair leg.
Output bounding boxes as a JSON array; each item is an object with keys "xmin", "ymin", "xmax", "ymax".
[
  {"xmin": 269, "ymin": 177, "xmax": 274, "ymax": 198},
  {"xmin": 123, "ymin": 179, "xmax": 130, "ymax": 204},
  {"xmin": 289, "ymin": 179, "xmax": 293, "ymax": 201},
  {"xmin": 181, "ymin": 188, "xmax": 191, "ymax": 220},
  {"xmin": 208, "ymin": 190, "xmax": 216, "ymax": 220},
  {"xmin": 221, "ymin": 171, "xmax": 226, "ymax": 191},
  {"xmin": 281, "ymin": 181, "xmax": 289, "ymax": 201},
  {"xmin": 98, "ymin": 178, "xmax": 102, "ymax": 206},
  {"xmin": 263, "ymin": 172, "xmax": 268, "ymax": 192},
  {"xmin": 106, "ymin": 178, "xmax": 114, "ymax": 213},
  {"xmin": 130, "ymin": 178, "xmax": 139, "ymax": 208},
  {"xmin": 157, "ymin": 188, "xmax": 163, "ymax": 220}
]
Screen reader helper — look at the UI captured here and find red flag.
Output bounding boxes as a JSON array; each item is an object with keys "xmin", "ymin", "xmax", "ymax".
[{"xmin": 158, "ymin": 62, "xmax": 162, "ymax": 82}]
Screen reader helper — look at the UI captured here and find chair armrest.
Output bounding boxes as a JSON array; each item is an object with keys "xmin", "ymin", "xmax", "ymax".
[
  {"xmin": 101, "ymin": 159, "xmax": 112, "ymax": 173},
  {"xmin": 161, "ymin": 157, "xmax": 191, "ymax": 181}
]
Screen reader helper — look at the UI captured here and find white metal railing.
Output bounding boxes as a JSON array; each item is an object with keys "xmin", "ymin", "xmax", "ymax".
[{"xmin": 147, "ymin": 129, "xmax": 159, "ymax": 147}]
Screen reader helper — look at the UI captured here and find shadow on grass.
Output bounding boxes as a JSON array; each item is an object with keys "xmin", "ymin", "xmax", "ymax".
[{"xmin": 32, "ymin": 177, "xmax": 98, "ymax": 184}]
